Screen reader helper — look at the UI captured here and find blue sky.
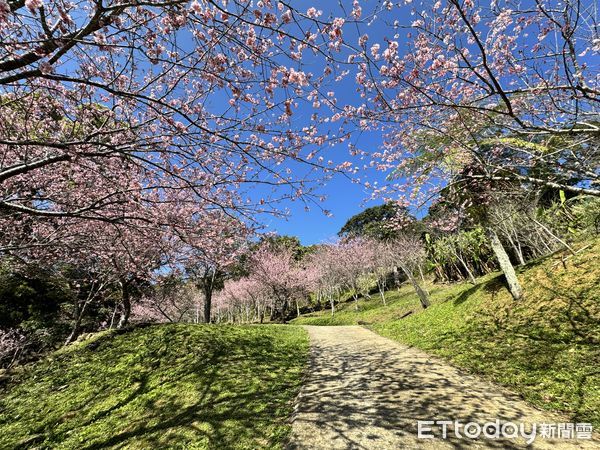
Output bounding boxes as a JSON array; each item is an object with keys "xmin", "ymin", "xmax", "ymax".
[
  {"xmin": 256, "ymin": 2, "xmax": 408, "ymax": 245},
  {"xmin": 246, "ymin": 0, "xmax": 598, "ymax": 245},
  {"xmin": 261, "ymin": 131, "xmax": 388, "ymax": 246},
  {"xmin": 157, "ymin": 0, "xmax": 421, "ymax": 245},
  {"xmin": 147, "ymin": 0, "xmax": 420, "ymax": 246}
]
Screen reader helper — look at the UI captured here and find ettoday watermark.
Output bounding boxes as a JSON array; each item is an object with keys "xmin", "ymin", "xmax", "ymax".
[{"xmin": 417, "ymin": 420, "xmax": 593, "ymax": 445}]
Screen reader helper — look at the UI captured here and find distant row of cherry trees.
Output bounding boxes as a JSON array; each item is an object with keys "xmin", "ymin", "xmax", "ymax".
[{"xmin": 205, "ymin": 191, "xmax": 599, "ymax": 324}]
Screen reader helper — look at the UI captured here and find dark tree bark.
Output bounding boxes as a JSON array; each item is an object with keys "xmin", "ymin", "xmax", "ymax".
[
  {"xmin": 203, "ymin": 282, "xmax": 213, "ymax": 324},
  {"xmin": 270, "ymin": 292, "xmax": 289, "ymax": 323}
]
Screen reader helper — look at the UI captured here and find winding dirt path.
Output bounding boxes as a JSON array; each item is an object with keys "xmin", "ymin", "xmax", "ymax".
[{"xmin": 287, "ymin": 326, "xmax": 597, "ymax": 450}]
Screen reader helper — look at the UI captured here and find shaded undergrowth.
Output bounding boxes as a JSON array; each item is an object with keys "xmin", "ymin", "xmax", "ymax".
[{"xmin": 0, "ymin": 324, "xmax": 309, "ymax": 449}]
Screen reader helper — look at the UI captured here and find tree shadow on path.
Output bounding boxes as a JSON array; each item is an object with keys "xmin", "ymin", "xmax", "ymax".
[{"xmin": 288, "ymin": 326, "xmax": 596, "ymax": 450}]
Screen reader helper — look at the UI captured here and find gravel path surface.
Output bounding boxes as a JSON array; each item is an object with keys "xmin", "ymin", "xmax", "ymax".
[{"xmin": 287, "ymin": 325, "xmax": 597, "ymax": 450}]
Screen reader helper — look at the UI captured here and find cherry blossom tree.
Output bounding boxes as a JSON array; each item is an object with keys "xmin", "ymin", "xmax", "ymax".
[
  {"xmin": 331, "ymin": 237, "xmax": 377, "ymax": 309},
  {"xmin": 211, "ymin": 231, "xmax": 431, "ymax": 321},
  {"xmin": 175, "ymin": 212, "xmax": 251, "ymax": 323},
  {"xmin": 303, "ymin": 238, "xmax": 383, "ymax": 313},
  {"xmin": 51, "ymin": 219, "xmax": 169, "ymax": 331},
  {"xmin": 360, "ymin": 0, "xmax": 599, "ymax": 205},
  {"xmin": 214, "ymin": 275, "xmax": 270, "ymax": 323},
  {"xmin": 353, "ymin": 0, "xmax": 599, "ymax": 301},
  {"xmin": 426, "ymin": 178, "xmax": 528, "ymax": 299},
  {"xmin": 0, "ymin": 0, "xmax": 360, "ymax": 244},
  {"xmin": 304, "ymin": 244, "xmax": 344, "ymax": 316},
  {"xmin": 383, "ymin": 236, "xmax": 430, "ymax": 309},
  {"xmin": 364, "ymin": 239, "xmax": 392, "ymax": 305},
  {"xmin": 0, "ymin": 1, "xmax": 370, "ymax": 337},
  {"xmin": 248, "ymin": 242, "xmax": 308, "ymax": 322},
  {"xmin": 212, "ymin": 237, "xmax": 326, "ymax": 323},
  {"xmin": 132, "ymin": 274, "xmax": 200, "ymax": 324}
]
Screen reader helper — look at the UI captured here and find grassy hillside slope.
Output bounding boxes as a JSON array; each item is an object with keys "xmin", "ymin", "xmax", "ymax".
[
  {"xmin": 0, "ymin": 324, "xmax": 308, "ymax": 450},
  {"xmin": 293, "ymin": 239, "xmax": 600, "ymax": 427},
  {"xmin": 292, "ymin": 279, "xmax": 479, "ymax": 326}
]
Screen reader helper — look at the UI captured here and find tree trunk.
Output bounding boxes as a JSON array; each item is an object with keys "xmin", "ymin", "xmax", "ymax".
[
  {"xmin": 282, "ymin": 298, "xmax": 289, "ymax": 321},
  {"xmin": 117, "ymin": 280, "xmax": 131, "ymax": 329},
  {"xmin": 65, "ymin": 282, "xmax": 104, "ymax": 345},
  {"xmin": 488, "ymin": 229, "xmax": 523, "ymax": 300},
  {"xmin": 202, "ymin": 270, "xmax": 217, "ymax": 324},
  {"xmin": 393, "ymin": 266, "xmax": 401, "ymax": 289},
  {"xmin": 456, "ymin": 252, "xmax": 477, "ymax": 284},
  {"xmin": 402, "ymin": 267, "xmax": 430, "ymax": 309},
  {"xmin": 512, "ymin": 228, "xmax": 526, "ymax": 265},
  {"xmin": 377, "ymin": 279, "xmax": 386, "ymax": 305},
  {"xmin": 271, "ymin": 293, "xmax": 289, "ymax": 322},
  {"xmin": 109, "ymin": 303, "xmax": 118, "ymax": 329},
  {"xmin": 64, "ymin": 302, "xmax": 82, "ymax": 345},
  {"xmin": 352, "ymin": 283, "xmax": 359, "ymax": 310},
  {"xmin": 505, "ymin": 233, "xmax": 526, "ymax": 266},
  {"xmin": 203, "ymin": 286, "xmax": 212, "ymax": 323}
]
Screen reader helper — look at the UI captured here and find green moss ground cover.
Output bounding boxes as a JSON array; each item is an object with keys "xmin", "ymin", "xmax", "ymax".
[{"xmin": 0, "ymin": 324, "xmax": 309, "ymax": 450}]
